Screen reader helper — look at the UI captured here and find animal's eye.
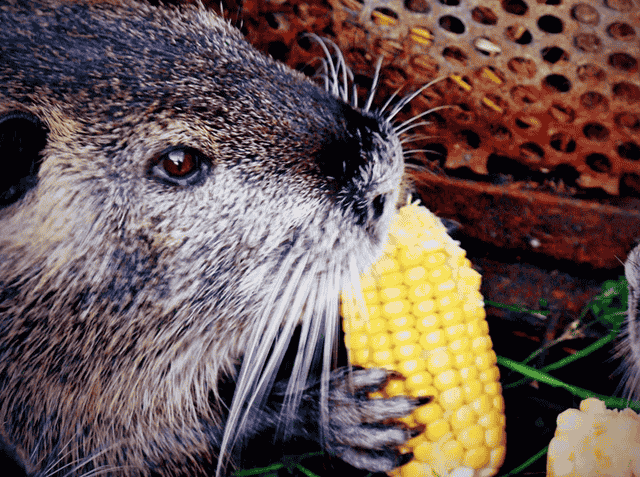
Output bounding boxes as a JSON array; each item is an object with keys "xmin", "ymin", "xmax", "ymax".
[{"xmin": 150, "ymin": 147, "xmax": 209, "ymax": 186}]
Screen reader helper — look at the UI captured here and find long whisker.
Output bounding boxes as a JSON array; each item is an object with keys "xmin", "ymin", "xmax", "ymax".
[
  {"xmin": 393, "ymin": 105, "xmax": 452, "ymax": 135},
  {"xmin": 400, "ymin": 133, "xmax": 435, "ymax": 145},
  {"xmin": 318, "ymin": 262, "xmax": 341, "ymax": 443},
  {"xmin": 351, "ymin": 83, "xmax": 358, "ymax": 109},
  {"xmin": 216, "ymin": 248, "xmax": 300, "ymax": 476},
  {"xmin": 248, "ymin": 253, "xmax": 312, "ymax": 413},
  {"xmin": 304, "ymin": 34, "xmax": 339, "ymax": 98},
  {"xmin": 364, "ymin": 55, "xmax": 384, "ymax": 113},
  {"xmin": 395, "ymin": 120, "xmax": 436, "ymax": 137},
  {"xmin": 387, "ymin": 76, "xmax": 448, "ymax": 121},
  {"xmin": 379, "ymin": 85, "xmax": 404, "ymax": 117},
  {"xmin": 279, "ymin": 260, "xmax": 321, "ymax": 436},
  {"xmin": 235, "ymin": 253, "xmax": 309, "ymax": 422},
  {"xmin": 328, "ymin": 41, "xmax": 350, "ymax": 103},
  {"xmin": 403, "ymin": 148, "xmax": 446, "ymax": 156}
]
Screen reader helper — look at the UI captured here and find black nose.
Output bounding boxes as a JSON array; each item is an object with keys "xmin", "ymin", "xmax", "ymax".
[{"xmin": 315, "ymin": 104, "xmax": 383, "ymax": 186}]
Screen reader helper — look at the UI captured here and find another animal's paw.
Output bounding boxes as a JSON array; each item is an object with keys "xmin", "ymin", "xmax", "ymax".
[{"xmin": 325, "ymin": 367, "xmax": 430, "ymax": 472}]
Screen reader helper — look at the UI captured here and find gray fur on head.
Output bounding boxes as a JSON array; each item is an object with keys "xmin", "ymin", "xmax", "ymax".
[{"xmin": 0, "ymin": 1, "xmax": 431, "ymax": 476}]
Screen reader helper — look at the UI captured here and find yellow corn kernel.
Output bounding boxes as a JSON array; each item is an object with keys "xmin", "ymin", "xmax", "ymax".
[
  {"xmin": 348, "ymin": 332, "xmax": 368, "ymax": 350},
  {"xmin": 380, "ymin": 272, "xmax": 404, "ymax": 288},
  {"xmin": 341, "ymin": 202, "xmax": 506, "ymax": 477},
  {"xmin": 386, "ymin": 379, "xmax": 406, "ymax": 397},
  {"xmin": 392, "ymin": 329, "xmax": 420, "ymax": 346},
  {"xmin": 405, "ymin": 371, "xmax": 433, "ymax": 392},
  {"xmin": 393, "ymin": 343, "xmax": 421, "ymax": 360},
  {"xmin": 397, "ymin": 358, "xmax": 427, "ymax": 376},
  {"xmin": 427, "ymin": 419, "xmax": 451, "ymax": 440},
  {"xmin": 366, "ymin": 317, "xmax": 387, "ymax": 334},
  {"xmin": 415, "ymin": 402, "xmax": 443, "ymax": 424},
  {"xmin": 380, "ymin": 286, "xmax": 407, "ymax": 301},
  {"xmin": 451, "ymin": 405, "xmax": 477, "ymax": 431},
  {"xmin": 388, "ymin": 315, "xmax": 415, "ymax": 332},
  {"xmin": 407, "ymin": 283, "xmax": 432, "ymax": 301},
  {"xmin": 383, "ymin": 300, "xmax": 411, "ymax": 318}
]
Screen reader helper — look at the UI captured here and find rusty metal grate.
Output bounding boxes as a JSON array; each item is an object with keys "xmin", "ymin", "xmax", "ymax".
[
  {"xmin": 327, "ymin": 0, "xmax": 640, "ymax": 197},
  {"xmin": 212, "ymin": 0, "xmax": 640, "ymax": 268}
]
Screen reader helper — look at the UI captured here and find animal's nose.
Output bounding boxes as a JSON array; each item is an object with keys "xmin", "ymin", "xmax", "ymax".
[{"xmin": 315, "ymin": 105, "xmax": 385, "ymax": 186}]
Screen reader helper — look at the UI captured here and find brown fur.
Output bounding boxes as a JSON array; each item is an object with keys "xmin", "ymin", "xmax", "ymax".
[{"xmin": 0, "ymin": 1, "xmax": 424, "ymax": 475}]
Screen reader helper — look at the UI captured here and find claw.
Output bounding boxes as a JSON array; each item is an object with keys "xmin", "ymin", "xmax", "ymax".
[
  {"xmin": 397, "ymin": 452, "xmax": 414, "ymax": 467},
  {"xmin": 409, "ymin": 425, "xmax": 425, "ymax": 439},
  {"xmin": 416, "ymin": 395, "xmax": 432, "ymax": 405},
  {"xmin": 385, "ymin": 370, "xmax": 404, "ymax": 381},
  {"xmin": 326, "ymin": 366, "xmax": 427, "ymax": 473}
]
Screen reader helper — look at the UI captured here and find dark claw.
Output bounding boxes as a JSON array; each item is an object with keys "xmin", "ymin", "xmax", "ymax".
[
  {"xmin": 409, "ymin": 425, "xmax": 425, "ymax": 438},
  {"xmin": 325, "ymin": 367, "xmax": 431, "ymax": 473},
  {"xmin": 397, "ymin": 452, "xmax": 414, "ymax": 467},
  {"xmin": 386, "ymin": 370, "xmax": 404, "ymax": 381},
  {"xmin": 417, "ymin": 395, "xmax": 432, "ymax": 405}
]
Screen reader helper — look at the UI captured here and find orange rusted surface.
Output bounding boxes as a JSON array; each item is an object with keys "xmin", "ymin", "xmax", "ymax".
[
  {"xmin": 208, "ymin": 0, "xmax": 640, "ymax": 269},
  {"xmin": 414, "ymin": 171, "xmax": 640, "ymax": 269}
]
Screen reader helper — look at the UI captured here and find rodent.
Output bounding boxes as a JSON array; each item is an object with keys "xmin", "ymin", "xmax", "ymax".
[
  {"xmin": 0, "ymin": 0, "xmax": 429, "ymax": 475},
  {"xmin": 619, "ymin": 244, "xmax": 640, "ymax": 399}
]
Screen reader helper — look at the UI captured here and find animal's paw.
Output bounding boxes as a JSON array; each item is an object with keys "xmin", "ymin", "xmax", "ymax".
[{"xmin": 325, "ymin": 367, "xmax": 430, "ymax": 472}]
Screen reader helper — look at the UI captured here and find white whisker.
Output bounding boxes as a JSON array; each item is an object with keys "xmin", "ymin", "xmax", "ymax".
[
  {"xmin": 333, "ymin": 44, "xmax": 350, "ymax": 103},
  {"xmin": 394, "ymin": 105, "xmax": 451, "ymax": 135},
  {"xmin": 305, "ymin": 34, "xmax": 339, "ymax": 98},
  {"xmin": 348, "ymin": 254, "xmax": 368, "ymax": 323},
  {"xmin": 351, "ymin": 83, "xmax": 358, "ymax": 109},
  {"xmin": 280, "ymin": 261, "xmax": 322, "ymax": 434},
  {"xmin": 364, "ymin": 55, "xmax": 384, "ymax": 113},
  {"xmin": 400, "ymin": 134, "xmax": 434, "ymax": 145},
  {"xmin": 395, "ymin": 120, "xmax": 435, "ymax": 136},
  {"xmin": 387, "ymin": 76, "xmax": 448, "ymax": 121},
  {"xmin": 248, "ymin": 255, "xmax": 312, "ymax": 411},
  {"xmin": 379, "ymin": 86, "xmax": 404, "ymax": 117},
  {"xmin": 216, "ymin": 248, "xmax": 302, "ymax": 476},
  {"xmin": 319, "ymin": 262, "xmax": 341, "ymax": 443},
  {"xmin": 403, "ymin": 148, "xmax": 445, "ymax": 156}
]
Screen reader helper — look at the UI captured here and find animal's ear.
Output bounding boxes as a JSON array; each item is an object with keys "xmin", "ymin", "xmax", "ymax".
[{"xmin": 0, "ymin": 111, "xmax": 49, "ymax": 207}]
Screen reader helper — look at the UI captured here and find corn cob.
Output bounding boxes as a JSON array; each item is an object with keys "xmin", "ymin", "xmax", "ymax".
[
  {"xmin": 547, "ymin": 398, "xmax": 640, "ymax": 477},
  {"xmin": 341, "ymin": 202, "xmax": 506, "ymax": 477}
]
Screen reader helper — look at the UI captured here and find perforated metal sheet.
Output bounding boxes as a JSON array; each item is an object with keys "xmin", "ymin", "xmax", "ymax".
[
  {"xmin": 328, "ymin": 0, "xmax": 640, "ymax": 196},
  {"xmin": 230, "ymin": 0, "xmax": 639, "ymax": 195},
  {"xmin": 211, "ymin": 0, "xmax": 640, "ymax": 267}
]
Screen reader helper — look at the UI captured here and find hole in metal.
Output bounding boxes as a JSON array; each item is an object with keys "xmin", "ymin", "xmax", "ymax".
[
  {"xmin": 471, "ymin": 7, "xmax": 498, "ymax": 25},
  {"xmin": 501, "ymin": 0, "xmax": 529, "ymax": 16},
  {"xmin": 585, "ymin": 153, "xmax": 611, "ymax": 173},
  {"xmin": 439, "ymin": 15, "xmax": 466, "ymax": 34},
  {"xmin": 537, "ymin": 15, "xmax": 564, "ymax": 33},
  {"xmin": 543, "ymin": 74, "xmax": 571, "ymax": 93},
  {"xmin": 583, "ymin": 123, "xmax": 610, "ymax": 141}
]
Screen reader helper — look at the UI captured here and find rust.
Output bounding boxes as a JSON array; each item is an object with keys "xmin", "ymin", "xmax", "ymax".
[
  {"xmin": 414, "ymin": 171, "xmax": 640, "ymax": 269},
  {"xmin": 205, "ymin": 0, "xmax": 640, "ymax": 271}
]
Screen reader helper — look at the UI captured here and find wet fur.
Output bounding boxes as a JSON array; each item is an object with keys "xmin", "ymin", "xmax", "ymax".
[
  {"xmin": 0, "ymin": 1, "xmax": 430, "ymax": 475},
  {"xmin": 617, "ymin": 244, "xmax": 640, "ymax": 400}
]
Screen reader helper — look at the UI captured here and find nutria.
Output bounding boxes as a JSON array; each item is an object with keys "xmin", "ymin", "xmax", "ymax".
[
  {"xmin": 619, "ymin": 244, "xmax": 640, "ymax": 399},
  {"xmin": 0, "ymin": 1, "xmax": 429, "ymax": 475}
]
